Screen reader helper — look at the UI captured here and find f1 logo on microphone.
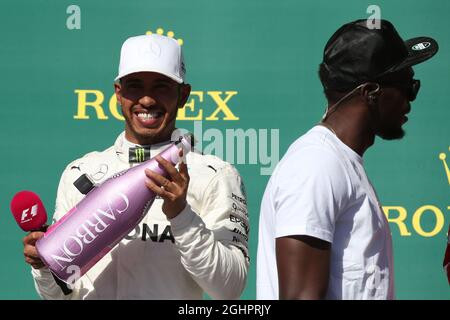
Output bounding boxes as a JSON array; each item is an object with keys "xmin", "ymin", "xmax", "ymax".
[{"xmin": 21, "ymin": 204, "xmax": 38, "ymax": 224}]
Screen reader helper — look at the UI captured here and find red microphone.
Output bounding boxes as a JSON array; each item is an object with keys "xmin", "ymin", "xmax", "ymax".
[
  {"xmin": 10, "ymin": 191, "xmax": 47, "ymax": 232},
  {"xmin": 11, "ymin": 190, "xmax": 72, "ymax": 295}
]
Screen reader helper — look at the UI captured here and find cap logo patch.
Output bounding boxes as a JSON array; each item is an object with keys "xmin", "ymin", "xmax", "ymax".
[
  {"xmin": 140, "ymin": 41, "xmax": 161, "ymax": 57},
  {"xmin": 412, "ymin": 42, "xmax": 431, "ymax": 51}
]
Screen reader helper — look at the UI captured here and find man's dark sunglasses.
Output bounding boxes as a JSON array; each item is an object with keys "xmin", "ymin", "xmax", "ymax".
[{"xmin": 382, "ymin": 79, "xmax": 421, "ymax": 101}]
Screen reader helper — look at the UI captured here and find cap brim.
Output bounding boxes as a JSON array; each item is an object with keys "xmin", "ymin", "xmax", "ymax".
[
  {"xmin": 114, "ymin": 68, "xmax": 183, "ymax": 84},
  {"xmin": 393, "ymin": 36, "xmax": 439, "ymax": 72}
]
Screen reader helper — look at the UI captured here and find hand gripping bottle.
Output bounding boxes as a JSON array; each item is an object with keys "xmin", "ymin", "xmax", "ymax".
[{"xmin": 36, "ymin": 133, "xmax": 194, "ymax": 283}]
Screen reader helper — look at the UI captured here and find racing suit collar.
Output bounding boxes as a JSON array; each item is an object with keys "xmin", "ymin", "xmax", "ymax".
[{"xmin": 113, "ymin": 131, "xmax": 173, "ymax": 164}]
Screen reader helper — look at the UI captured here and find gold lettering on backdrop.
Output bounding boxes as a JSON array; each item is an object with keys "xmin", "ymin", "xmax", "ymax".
[
  {"xmin": 177, "ymin": 91, "xmax": 203, "ymax": 120},
  {"xmin": 412, "ymin": 205, "xmax": 445, "ymax": 237},
  {"xmin": 205, "ymin": 91, "xmax": 239, "ymax": 121},
  {"xmin": 74, "ymin": 90, "xmax": 239, "ymax": 121},
  {"xmin": 74, "ymin": 90, "xmax": 108, "ymax": 120},
  {"xmin": 383, "ymin": 205, "xmax": 448, "ymax": 237},
  {"xmin": 383, "ymin": 206, "xmax": 412, "ymax": 236},
  {"xmin": 380, "ymin": 147, "xmax": 450, "ymax": 238}
]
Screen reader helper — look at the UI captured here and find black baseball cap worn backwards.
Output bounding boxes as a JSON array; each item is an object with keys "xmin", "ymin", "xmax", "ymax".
[{"xmin": 321, "ymin": 19, "xmax": 439, "ymax": 91}]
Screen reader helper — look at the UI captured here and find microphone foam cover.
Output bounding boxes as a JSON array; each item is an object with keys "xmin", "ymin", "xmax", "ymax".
[{"xmin": 10, "ymin": 190, "xmax": 47, "ymax": 231}]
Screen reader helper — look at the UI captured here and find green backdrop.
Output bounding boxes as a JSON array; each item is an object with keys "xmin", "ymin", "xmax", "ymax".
[{"xmin": 0, "ymin": 0, "xmax": 448, "ymax": 299}]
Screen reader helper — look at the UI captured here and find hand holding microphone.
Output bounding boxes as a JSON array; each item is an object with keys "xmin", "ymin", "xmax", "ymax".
[
  {"xmin": 23, "ymin": 231, "xmax": 46, "ymax": 269},
  {"xmin": 10, "ymin": 191, "xmax": 48, "ymax": 270},
  {"xmin": 12, "ymin": 191, "xmax": 74, "ymax": 295}
]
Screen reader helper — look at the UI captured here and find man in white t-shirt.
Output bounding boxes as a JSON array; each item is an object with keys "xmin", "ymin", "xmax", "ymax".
[{"xmin": 257, "ymin": 19, "xmax": 438, "ymax": 299}]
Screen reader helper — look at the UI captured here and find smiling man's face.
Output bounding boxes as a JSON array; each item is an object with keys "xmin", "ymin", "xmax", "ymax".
[{"xmin": 115, "ymin": 71, "xmax": 191, "ymax": 145}]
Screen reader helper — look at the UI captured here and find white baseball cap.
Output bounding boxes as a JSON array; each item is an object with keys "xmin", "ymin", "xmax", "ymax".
[{"xmin": 115, "ymin": 34, "xmax": 186, "ymax": 83}]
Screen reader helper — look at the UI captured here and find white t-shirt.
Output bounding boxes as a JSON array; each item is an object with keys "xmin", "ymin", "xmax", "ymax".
[{"xmin": 257, "ymin": 125, "xmax": 395, "ymax": 300}]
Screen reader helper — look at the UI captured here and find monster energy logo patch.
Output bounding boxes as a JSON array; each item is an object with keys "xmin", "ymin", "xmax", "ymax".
[{"xmin": 129, "ymin": 147, "xmax": 151, "ymax": 163}]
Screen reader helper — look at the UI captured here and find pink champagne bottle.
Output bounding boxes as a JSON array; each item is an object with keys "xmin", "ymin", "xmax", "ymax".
[{"xmin": 36, "ymin": 133, "xmax": 193, "ymax": 283}]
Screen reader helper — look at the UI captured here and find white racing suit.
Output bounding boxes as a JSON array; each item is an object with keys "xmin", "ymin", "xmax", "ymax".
[{"xmin": 31, "ymin": 132, "xmax": 249, "ymax": 299}]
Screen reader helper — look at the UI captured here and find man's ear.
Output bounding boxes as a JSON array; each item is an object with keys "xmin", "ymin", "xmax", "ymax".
[
  {"xmin": 178, "ymin": 84, "xmax": 191, "ymax": 109},
  {"xmin": 114, "ymin": 82, "xmax": 122, "ymax": 105},
  {"xmin": 361, "ymin": 82, "xmax": 381, "ymax": 107}
]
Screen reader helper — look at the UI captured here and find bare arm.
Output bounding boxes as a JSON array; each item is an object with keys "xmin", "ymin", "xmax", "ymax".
[{"xmin": 276, "ymin": 235, "xmax": 331, "ymax": 299}]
